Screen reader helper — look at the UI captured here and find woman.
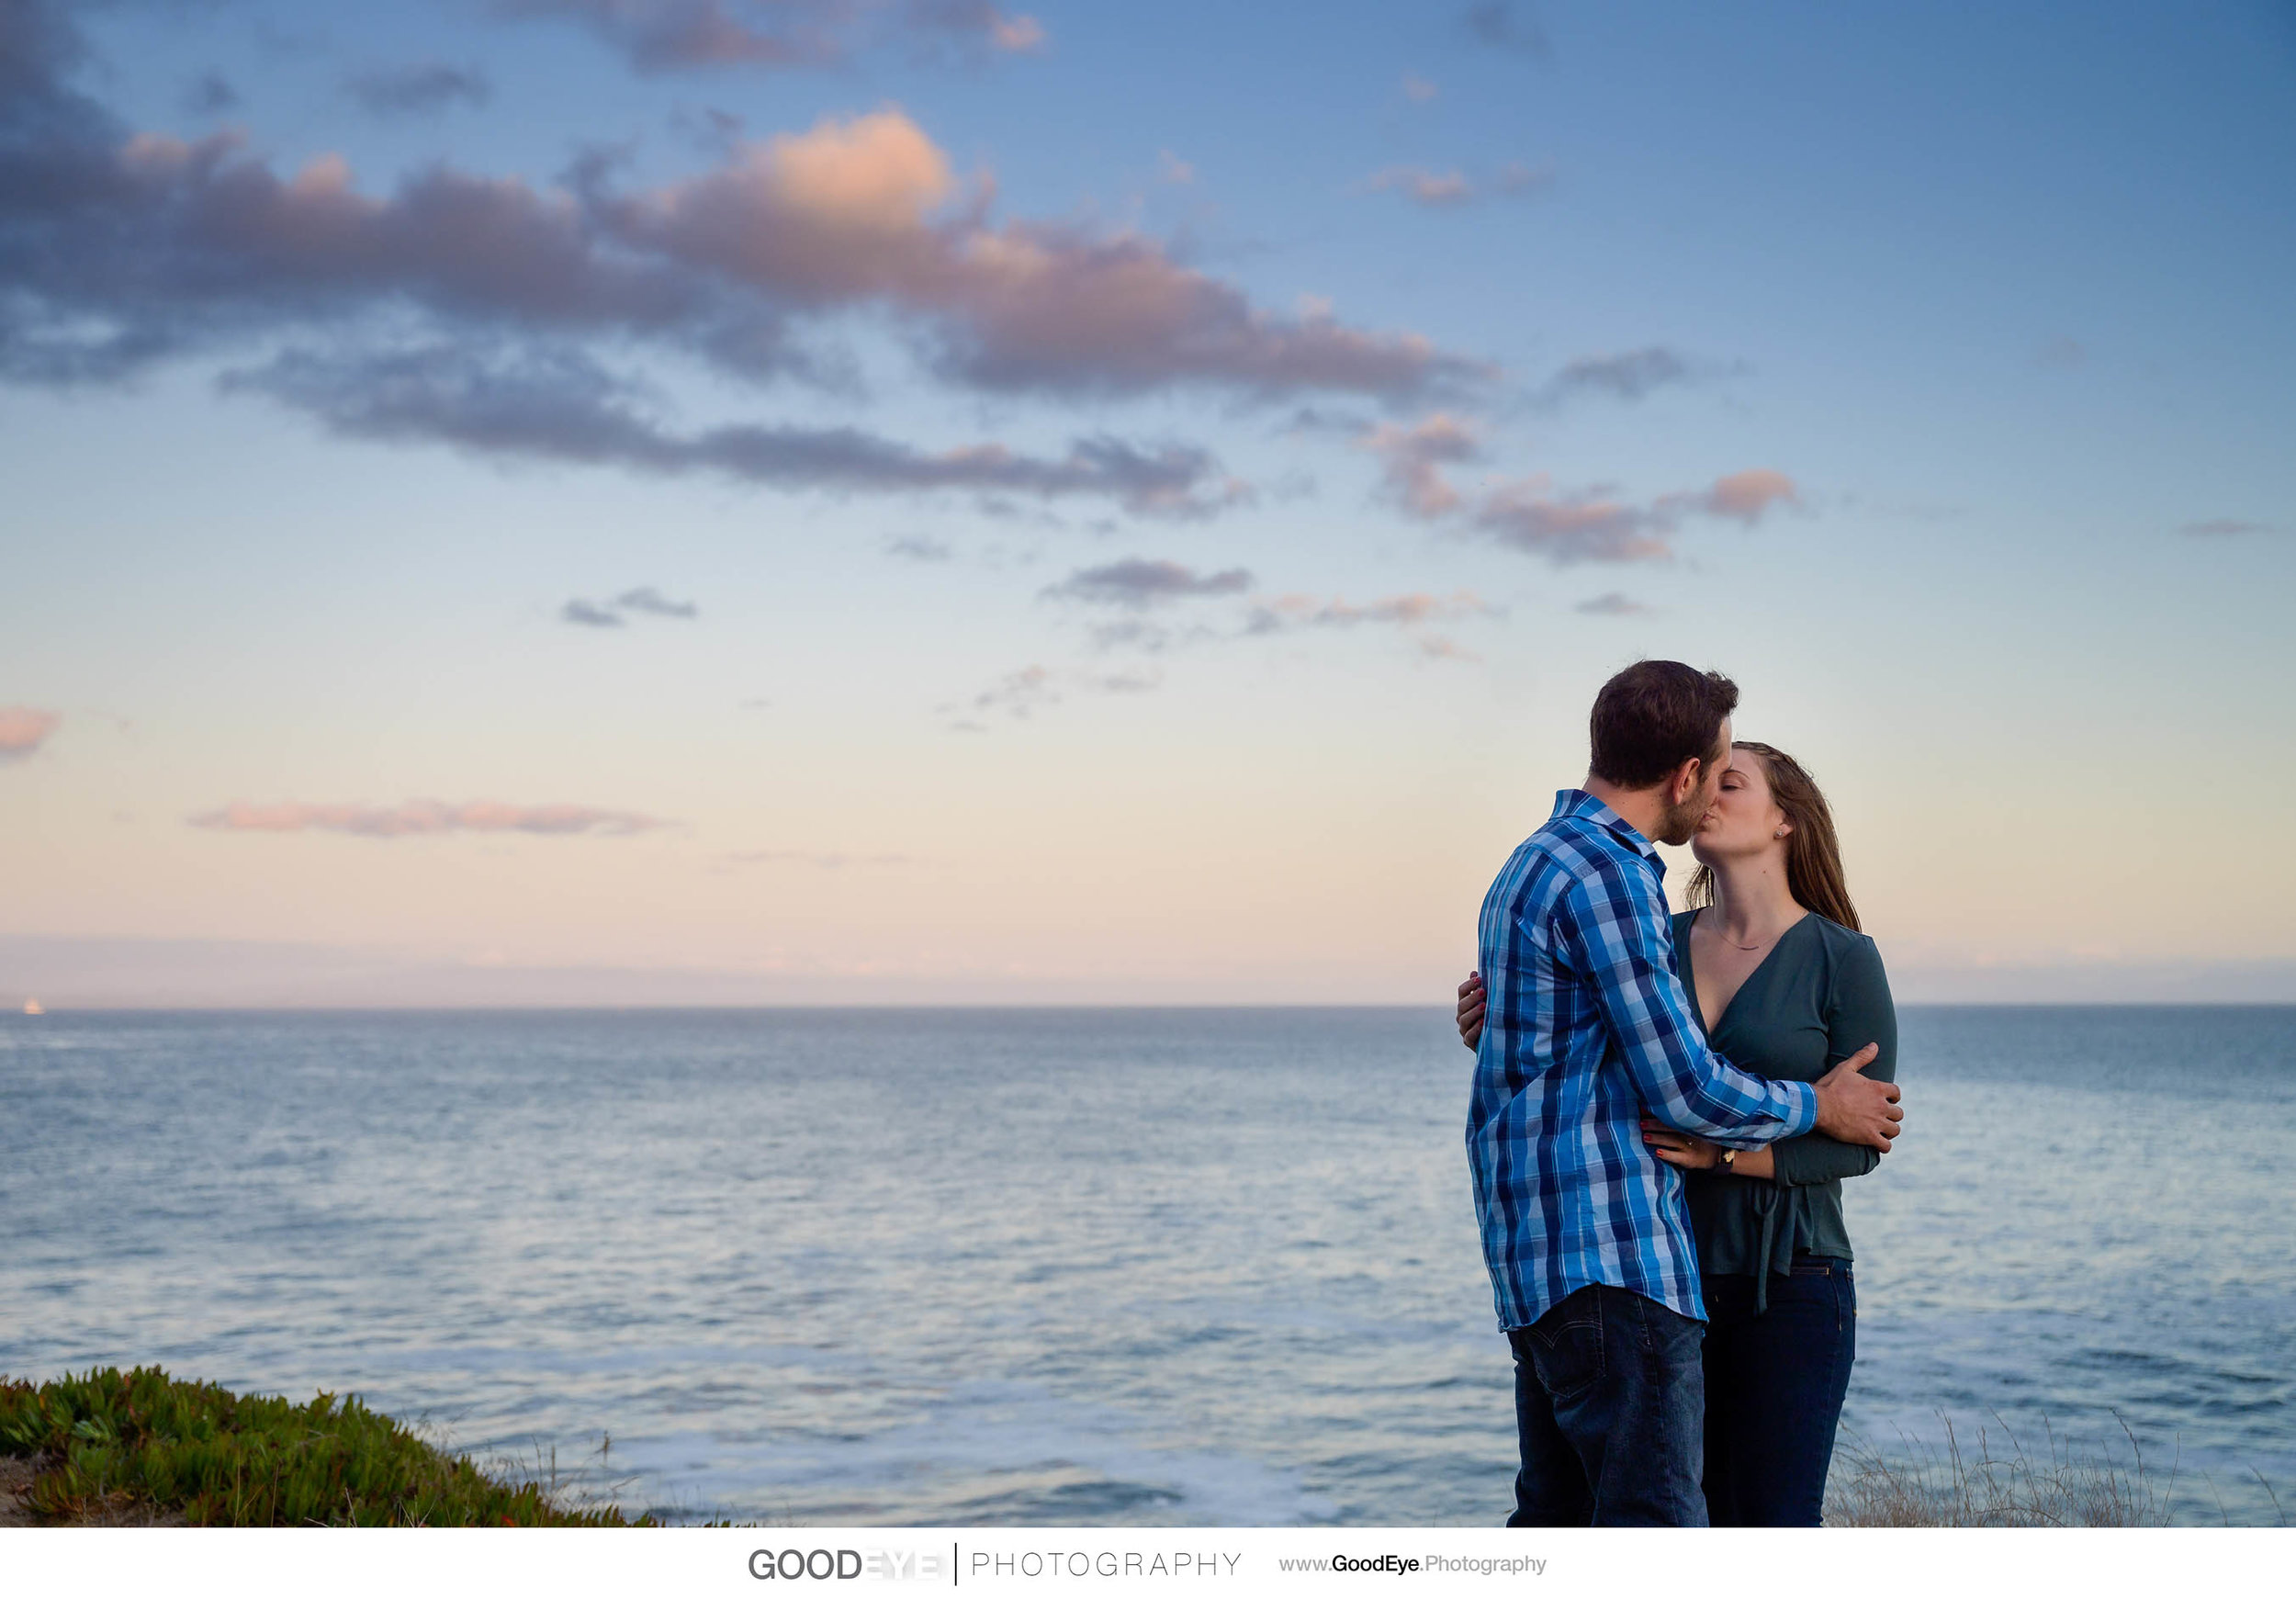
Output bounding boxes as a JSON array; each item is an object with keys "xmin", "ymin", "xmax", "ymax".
[{"xmin": 1454, "ymin": 742, "xmax": 1896, "ymax": 1526}]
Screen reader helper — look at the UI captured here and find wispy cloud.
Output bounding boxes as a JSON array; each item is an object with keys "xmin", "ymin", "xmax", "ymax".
[
  {"xmin": 343, "ymin": 62, "xmax": 491, "ymax": 117},
  {"xmin": 561, "ymin": 598, "xmax": 625, "ymax": 627},
  {"xmin": 562, "ymin": 585, "xmax": 700, "ymax": 625},
  {"xmin": 1575, "ymin": 591, "xmax": 1651, "ymax": 616},
  {"xmin": 228, "ymin": 346, "xmax": 1245, "ymax": 516},
  {"xmin": 720, "ymin": 849, "xmax": 917, "ymax": 868},
  {"xmin": 1084, "ymin": 618, "xmax": 1184, "ymax": 653},
  {"xmin": 1695, "ymin": 468, "xmax": 1799, "ymax": 523},
  {"xmin": 1477, "ymin": 469, "xmax": 1799, "ymax": 562},
  {"xmin": 615, "ymin": 585, "xmax": 699, "ymax": 617},
  {"xmin": 1363, "ymin": 414, "xmax": 1801, "ymax": 564},
  {"xmin": 189, "ymin": 799, "xmax": 669, "ymax": 837},
  {"xmin": 1089, "ymin": 668, "xmax": 1160, "ymax": 693},
  {"xmin": 1493, "ymin": 160, "xmax": 1556, "ymax": 194},
  {"xmin": 2032, "ymin": 334, "xmax": 2087, "ymax": 370},
  {"xmin": 1040, "ymin": 558, "xmax": 1253, "ymax": 607},
  {"xmin": 1474, "ymin": 481, "xmax": 1675, "ymax": 563},
  {"xmin": 184, "ymin": 73, "xmax": 238, "ymax": 116},
  {"xmin": 494, "ymin": 0, "xmax": 835, "ymax": 72},
  {"xmin": 960, "ymin": 663, "xmax": 1059, "ymax": 720},
  {"xmin": 1361, "ymin": 412, "xmax": 1479, "ymax": 514},
  {"xmin": 943, "ymin": 661, "xmax": 1162, "ymax": 726},
  {"xmin": 2178, "ymin": 518, "xmax": 2274, "ymax": 537},
  {"xmin": 1401, "ymin": 73, "xmax": 1438, "ymax": 103},
  {"xmin": 492, "ymin": 0, "xmax": 1048, "ymax": 73},
  {"xmin": 884, "ymin": 534, "xmax": 954, "ymax": 560},
  {"xmin": 0, "ymin": 707, "xmax": 61, "ymax": 762},
  {"xmin": 1538, "ymin": 345, "xmax": 1732, "ymax": 405},
  {"xmin": 1245, "ymin": 590, "xmax": 1499, "ymax": 634},
  {"xmin": 1363, "ymin": 162, "xmax": 1550, "ymax": 209},
  {"xmin": 1366, "ymin": 165, "xmax": 1473, "ymax": 208},
  {"xmin": 1461, "ymin": 1, "xmax": 1550, "ymax": 59},
  {"xmin": 1238, "ymin": 591, "xmax": 1499, "ymax": 667},
  {"xmin": 912, "ymin": 1, "xmax": 1046, "ymax": 54}
]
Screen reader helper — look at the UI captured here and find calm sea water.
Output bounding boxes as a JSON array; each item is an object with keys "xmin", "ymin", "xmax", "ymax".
[{"xmin": 2, "ymin": 1007, "xmax": 2290, "ymax": 1526}]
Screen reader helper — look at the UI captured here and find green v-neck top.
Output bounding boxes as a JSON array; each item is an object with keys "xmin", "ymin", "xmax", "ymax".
[{"xmin": 1673, "ymin": 909, "xmax": 1897, "ymax": 1304}]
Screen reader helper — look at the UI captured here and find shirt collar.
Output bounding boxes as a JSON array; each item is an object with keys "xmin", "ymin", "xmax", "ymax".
[{"xmin": 1551, "ymin": 787, "xmax": 1661, "ymax": 862}]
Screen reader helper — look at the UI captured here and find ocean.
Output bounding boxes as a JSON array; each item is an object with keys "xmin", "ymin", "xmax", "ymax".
[{"xmin": 2, "ymin": 1007, "xmax": 2290, "ymax": 1526}]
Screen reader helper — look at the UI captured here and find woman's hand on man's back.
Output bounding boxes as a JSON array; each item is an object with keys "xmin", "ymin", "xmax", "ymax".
[{"xmin": 1458, "ymin": 972, "xmax": 1486, "ymax": 1051}]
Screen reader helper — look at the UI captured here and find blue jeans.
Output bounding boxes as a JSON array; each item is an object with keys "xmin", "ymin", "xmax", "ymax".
[
  {"xmin": 1505, "ymin": 1284, "xmax": 1709, "ymax": 1526},
  {"xmin": 1699, "ymin": 1258, "xmax": 1857, "ymax": 1526}
]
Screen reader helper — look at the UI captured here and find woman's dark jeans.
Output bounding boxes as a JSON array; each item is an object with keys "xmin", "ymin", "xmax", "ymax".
[
  {"xmin": 1506, "ymin": 1283, "xmax": 1709, "ymax": 1526},
  {"xmin": 1699, "ymin": 1257, "xmax": 1857, "ymax": 1526}
]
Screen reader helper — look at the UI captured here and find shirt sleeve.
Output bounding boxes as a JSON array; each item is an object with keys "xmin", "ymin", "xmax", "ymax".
[
  {"xmin": 1769, "ymin": 935, "xmax": 1898, "ymax": 1187},
  {"xmin": 1556, "ymin": 866, "xmax": 1818, "ymax": 1147}
]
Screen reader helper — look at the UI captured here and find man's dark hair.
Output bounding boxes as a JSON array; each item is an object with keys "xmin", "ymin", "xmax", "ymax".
[{"xmin": 1588, "ymin": 660, "xmax": 1739, "ymax": 789}]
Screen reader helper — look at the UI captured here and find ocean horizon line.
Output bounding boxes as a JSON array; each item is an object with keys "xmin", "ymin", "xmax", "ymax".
[
  {"xmin": 7, "ymin": 937, "xmax": 2295, "ymax": 1008},
  {"xmin": 10, "ymin": 998, "xmax": 2296, "ymax": 1015}
]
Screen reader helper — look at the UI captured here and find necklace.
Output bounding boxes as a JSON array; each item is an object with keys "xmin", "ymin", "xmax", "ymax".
[{"xmin": 1699, "ymin": 906, "xmax": 1793, "ymax": 953}]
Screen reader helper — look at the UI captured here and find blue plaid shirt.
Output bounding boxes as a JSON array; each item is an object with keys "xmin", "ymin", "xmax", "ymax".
[{"xmin": 1466, "ymin": 790, "xmax": 1819, "ymax": 1329}]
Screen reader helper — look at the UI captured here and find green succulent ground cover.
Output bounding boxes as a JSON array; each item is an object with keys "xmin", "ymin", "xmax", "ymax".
[{"xmin": 0, "ymin": 1367, "xmax": 649, "ymax": 1526}]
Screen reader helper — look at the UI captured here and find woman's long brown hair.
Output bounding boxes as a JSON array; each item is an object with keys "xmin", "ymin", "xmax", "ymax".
[{"xmin": 1684, "ymin": 741, "xmax": 1861, "ymax": 932}]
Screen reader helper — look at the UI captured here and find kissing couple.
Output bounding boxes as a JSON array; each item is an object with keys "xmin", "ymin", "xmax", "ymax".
[{"xmin": 1457, "ymin": 659, "xmax": 1903, "ymax": 1526}]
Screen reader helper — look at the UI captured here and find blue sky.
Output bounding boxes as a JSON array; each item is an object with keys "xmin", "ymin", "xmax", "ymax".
[{"xmin": 3, "ymin": 0, "xmax": 2292, "ymax": 1003}]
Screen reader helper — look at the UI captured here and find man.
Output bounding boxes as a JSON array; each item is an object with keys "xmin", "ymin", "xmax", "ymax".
[{"xmin": 1461, "ymin": 660, "xmax": 1902, "ymax": 1526}]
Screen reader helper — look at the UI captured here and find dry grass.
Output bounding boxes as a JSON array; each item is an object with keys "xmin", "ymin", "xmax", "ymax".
[{"xmin": 1823, "ymin": 1412, "xmax": 2281, "ymax": 1527}]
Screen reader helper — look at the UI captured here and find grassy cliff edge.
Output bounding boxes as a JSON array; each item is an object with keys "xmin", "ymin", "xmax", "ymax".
[{"xmin": 0, "ymin": 1367, "xmax": 648, "ymax": 1526}]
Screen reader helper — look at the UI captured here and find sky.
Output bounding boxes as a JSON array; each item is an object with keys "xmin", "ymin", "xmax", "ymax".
[{"xmin": 3, "ymin": 0, "xmax": 2292, "ymax": 1006}]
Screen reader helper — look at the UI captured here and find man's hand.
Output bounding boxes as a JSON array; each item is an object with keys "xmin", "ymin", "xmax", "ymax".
[
  {"xmin": 1811, "ymin": 1042, "xmax": 1902, "ymax": 1151},
  {"xmin": 1457, "ymin": 972, "xmax": 1486, "ymax": 1052}
]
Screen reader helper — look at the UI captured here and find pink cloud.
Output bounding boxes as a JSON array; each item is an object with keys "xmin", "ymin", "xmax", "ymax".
[
  {"xmin": 1696, "ymin": 468, "xmax": 1800, "ymax": 524},
  {"xmin": 1477, "ymin": 472, "xmax": 1803, "ymax": 563},
  {"xmin": 1241, "ymin": 590, "xmax": 1498, "ymax": 666},
  {"xmin": 1366, "ymin": 165, "xmax": 1474, "ymax": 208},
  {"xmin": 610, "ymin": 108, "xmax": 1488, "ymax": 395},
  {"xmin": 9, "ymin": 52, "xmax": 1477, "ymax": 406},
  {"xmin": 1475, "ymin": 479, "xmax": 1675, "ymax": 564},
  {"xmin": 189, "ymin": 800, "xmax": 668, "ymax": 837},
  {"xmin": 0, "ymin": 707, "xmax": 61, "ymax": 761},
  {"xmin": 982, "ymin": 8, "xmax": 1047, "ymax": 51},
  {"xmin": 1362, "ymin": 412, "xmax": 1480, "ymax": 515},
  {"xmin": 1248, "ymin": 589, "xmax": 1499, "ymax": 631},
  {"xmin": 1364, "ymin": 414, "xmax": 1805, "ymax": 565},
  {"xmin": 623, "ymin": 108, "xmax": 959, "ymax": 299}
]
